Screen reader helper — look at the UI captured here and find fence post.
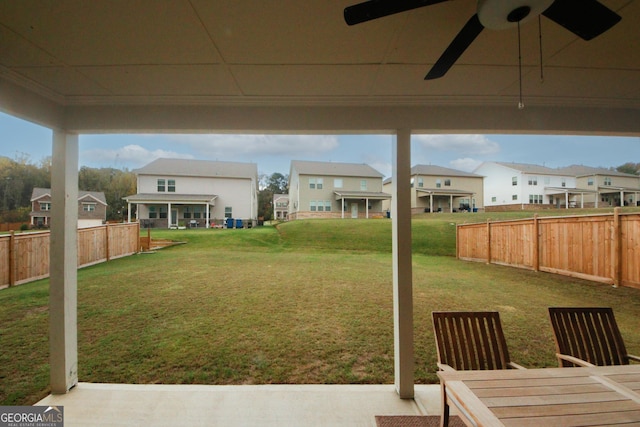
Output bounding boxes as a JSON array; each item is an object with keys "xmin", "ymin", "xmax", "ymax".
[
  {"xmin": 105, "ymin": 224, "xmax": 110, "ymax": 262},
  {"xmin": 612, "ymin": 207, "xmax": 621, "ymax": 287},
  {"xmin": 9, "ymin": 231, "xmax": 16, "ymax": 287},
  {"xmin": 486, "ymin": 219, "xmax": 491, "ymax": 265},
  {"xmin": 533, "ymin": 214, "xmax": 539, "ymax": 271}
]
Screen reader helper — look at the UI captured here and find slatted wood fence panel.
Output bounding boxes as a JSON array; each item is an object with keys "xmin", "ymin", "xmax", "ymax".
[
  {"xmin": 457, "ymin": 211, "xmax": 640, "ymax": 289},
  {"xmin": 0, "ymin": 222, "xmax": 139, "ymax": 288}
]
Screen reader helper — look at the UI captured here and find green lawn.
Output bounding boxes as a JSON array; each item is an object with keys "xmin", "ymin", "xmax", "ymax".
[{"xmin": 2, "ymin": 212, "xmax": 640, "ymax": 405}]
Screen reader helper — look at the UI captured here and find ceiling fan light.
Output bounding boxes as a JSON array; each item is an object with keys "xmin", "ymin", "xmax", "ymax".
[{"xmin": 478, "ymin": 0, "xmax": 554, "ymax": 29}]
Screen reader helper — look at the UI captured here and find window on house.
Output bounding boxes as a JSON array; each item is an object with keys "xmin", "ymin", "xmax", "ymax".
[
  {"xmin": 316, "ymin": 178, "xmax": 323, "ymax": 189},
  {"xmin": 40, "ymin": 202, "xmax": 51, "ymax": 211},
  {"xmin": 168, "ymin": 179, "xmax": 176, "ymax": 192},
  {"xmin": 361, "ymin": 180, "xmax": 367, "ymax": 191},
  {"xmin": 183, "ymin": 207, "xmax": 191, "ymax": 219},
  {"xmin": 436, "ymin": 179, "xmax": 441, "ymax": 188},
  {"xmin": 512, "ymin": 194, "xmax": 518, "ymax": 201},
  {"xmin": 224, "ymin": 207, "xmax": 232, "ymax": 218},
  {"xmin": 149, "ymin": 206, "xmax": 157, "ymax": 219},
  {"xmin": 604, "ymin": 177, "xmax": 612, "ymax": 186},
  {"xmin": 444, "ymin": 179, "xmax": 451, "ymax": 186},
  {"xmin": 528, "ymin": 176, "xmax": 538, "ymax": 185},
  {"xmin": 309, "ymin": 178, "xmax": 316, "ymax": 189},
  {"xmin": 157, "ymin": 179, "xmax": 166, "ymax": 192},
  {"xmin": 310, "ymin": 201, "xmax": 317, "ymax": 212},
  {"xmin": 588, "ymin": 177, "xmax": 594, "ymax": 186},
  {"xmin": 418, "ymin": 177, "xmax": 424, "ymax": 188},
  {"xmin": 512, "ymin": 176, "xmax": 517, "ymax": 186},
  {"xmin": 410, "ymin": 178, "xmax": 414, "ymax": 188},
  {"xmin": 159, "ymin": 206, "xmax": 167, "ymax": 219},
  {"xmin": 561, "ymin": 178, "xmax": 566, "ymax": 187},
  {"xmin": 324, "ymin": 201, "xmax": 331, "ymax": 212},
  {"xmin": 193, "ymin": 206, "xmax": 203, "ymax": 219},
  {"xmin": 83, "ymin": 203, "xmax": 96, "ymax": 212},
  {"xmin": 333, "ymin": 178, "xmax": 343, "ymax": 188},
  {"xmin": 491, "ymin": 196, "xmax": 497, "ymax": 202}
]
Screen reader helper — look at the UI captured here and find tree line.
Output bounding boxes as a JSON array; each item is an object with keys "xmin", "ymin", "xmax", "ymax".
[{"xmin": 0, "ymin": 154, "xmax": 289, "ymax": 223}]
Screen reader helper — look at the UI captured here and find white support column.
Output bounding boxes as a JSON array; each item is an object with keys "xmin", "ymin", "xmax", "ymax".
[
  {"xmin": 341, "ymin": 199, "xmax": 345, "ymax": 219},
  {"xmin": 50, "ymin": 131, "xmax": 78, "ymax": 394},
  {"xmin": 366, "ymin": 198, "xmax": 369, "ymax": 219},
  {"xmin": 167, "ymin": 203, "xmax": 172, "ymax": 228},
  {"xmin": 392, "ymin": 129, "xmax": 414, "ymax": 399},
  {"xmin": 430, "ymin": 194, "xmax": 433, "ymax": 213},
  {"xmin": 565, "ymin": 191, "xmax": 569, "ymax": 209},
  {"xmin": 206, "ymin": 203, "xmax": 210, "ymax": 228},
  {"xmin": 450, "ymin": 195, "xmax": 453, "ymax": 213},
  {"xmin": 127, "ymin": 202, "xmax": 132, "ymax": 223}
]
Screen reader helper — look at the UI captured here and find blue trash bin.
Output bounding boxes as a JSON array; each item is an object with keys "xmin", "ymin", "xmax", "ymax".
[
  {"xmin": 235, "ymin": 218, "xmax": 243, "ymax": 229},
  {"xmin": 226, "ymin": 218, "xmax": 234, "ymax": 229}
]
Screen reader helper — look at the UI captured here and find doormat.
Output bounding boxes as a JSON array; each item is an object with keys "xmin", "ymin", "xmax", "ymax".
[{"xmin": 375, "ymin": 415, "xmax": 466, "ymax": 427}]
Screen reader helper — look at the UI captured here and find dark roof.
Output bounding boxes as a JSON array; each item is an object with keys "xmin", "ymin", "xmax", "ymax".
[
  {"xmin": 31, "ymin": 187, "xmax": 107, "ymax": 204},
  {"xmin": 134, "ymin": 158, "xmax": 257, "ymax": 179},
  {"xmin": 411, "ymin": 165, "xmax": 482, "ymax": 178},
  {"xmin": 290, "ymin": 160, "xmax": 384, "ymax": 178}
]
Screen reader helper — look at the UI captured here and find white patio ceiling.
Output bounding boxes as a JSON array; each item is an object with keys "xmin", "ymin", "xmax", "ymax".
[{"xmin": 0, "ymin": 0, "xmax": 638, "ymax": 134}]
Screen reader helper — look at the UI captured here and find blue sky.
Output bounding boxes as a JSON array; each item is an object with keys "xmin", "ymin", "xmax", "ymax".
[{"xmin": 1, "ymin": 112, "xmax": 638, "ymax": 178}]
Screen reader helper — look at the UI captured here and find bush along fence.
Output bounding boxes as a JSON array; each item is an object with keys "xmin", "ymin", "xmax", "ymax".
[
  {"xmin": 0, "ymin": 222, "xmax": 140, "ymax": 288},
  {"xmin": 457, "ymin": 208, "xmax": 640, "ymax": 289}
]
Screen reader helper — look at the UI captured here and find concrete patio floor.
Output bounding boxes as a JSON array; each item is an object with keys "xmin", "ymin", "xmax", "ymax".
[{"xmin": 37, "ymin": 383, "xmax": 443, "ymax": 426}]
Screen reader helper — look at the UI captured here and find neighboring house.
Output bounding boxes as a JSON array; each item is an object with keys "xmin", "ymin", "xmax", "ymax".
[
  {"xmin": 30, "ymin": 187, "xmax": 107, "ymax": 228},
  {"xmin": 273, "ymin": 194, "xmax": 289, "ymax": 220},
  {"xmin": 474, "ymin": 162, "xmax": 640, "ymax": 210},
  {"xmin": 563, "ymin": 165, "xmax": 640, "ymax": 207},
  {"xmin": 124, "ymin": 158, "xmax": 258, "ymax": 228},
  {"xmin": 288, "ymin": 160, "xmax": 390, "ymax": 220},
  {"xmin": 383, "ymin": 165, "xmax": 484, "ymax": 214}
]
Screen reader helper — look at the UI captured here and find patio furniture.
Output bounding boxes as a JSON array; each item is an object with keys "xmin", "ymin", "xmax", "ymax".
[
  {"xmin": 438, "ymin": 365, "xmax": 640, "ymax": 427},
  {"xmin": 432, "ymin": 311, "xmax": 525, "ymax": 427},
  {"xmin": 548, "ymin": 307, "xmax": 640, "ymax": 367}
]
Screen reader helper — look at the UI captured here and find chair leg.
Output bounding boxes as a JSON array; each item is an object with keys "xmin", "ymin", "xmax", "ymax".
[{"xmin": 440, "ymin": 383, "xmax": 449, "ymax": 427}]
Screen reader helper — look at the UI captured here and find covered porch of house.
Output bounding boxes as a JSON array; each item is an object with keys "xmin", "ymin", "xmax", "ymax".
[
  {"xmin": 37, "ymin": 383, "xmax": 442, "ymax": 427},
  {"xmin": 597, "ymin": 186, "xmax": 640, "ymax": 208},
  {"xmin": 544, "ymin": 187, "xmax": 598, "ymax": 209},
  {"xmin": 124, "ymin": 194, "xmax": 218, "ymax": 229},
  {"xmin": 334, "ymin": 191, "xmax": 391, "ymax": 219},
  {"xmin": 415, "ymin": 189, "xmax": 476, "ymax": 213},
  {"xmin": 0, "ymin": 1, "xmax": 638, "ymax": 423}
]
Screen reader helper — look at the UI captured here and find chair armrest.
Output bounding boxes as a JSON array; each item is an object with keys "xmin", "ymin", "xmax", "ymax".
[
  {"xmin": 626, "ymin": 354, "xmax": 640, "ymax": 363},
  {"xmin": 507, "ymin": 362, "xmax": 527, "ymax": 370},
  {"xmin": 556, "ymin": 353, "xmax": 596, "ymax": 367},
  {"xmin": 437, "ymin": 363, "xmax": 456, "ymax": 372}
]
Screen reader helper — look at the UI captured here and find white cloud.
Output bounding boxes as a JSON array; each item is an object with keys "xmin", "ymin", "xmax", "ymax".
[
  {"xmin": 166, "ymin": 134, "xmax": 339, "ymax": 158},
  {"xmin": 414, "ymin": 134, "xmax": 500, "ymax": 155},
  {"xmin": 449, "ymin": 157, "xmax": 483, "ymax": 172},
  {"xmin": 81, "ymin": 144, "xmax": 194, "ymax": 168}
]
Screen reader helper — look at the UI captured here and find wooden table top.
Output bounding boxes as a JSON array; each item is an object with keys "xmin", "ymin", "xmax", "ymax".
[{"xmin": 438, "ymin": 365, "xmax": 640, "ymax": 427}]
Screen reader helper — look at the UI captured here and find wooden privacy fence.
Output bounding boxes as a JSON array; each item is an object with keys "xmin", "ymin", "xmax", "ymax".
[
  {"xmin": 0, "ymin": 222, "xmax": 140, "ymax": 288},
  {"xmin": 457, "ymin": 208, "xmax": 640, "ymax": 289}
]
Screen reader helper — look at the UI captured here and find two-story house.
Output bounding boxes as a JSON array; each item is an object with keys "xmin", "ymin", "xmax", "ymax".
[
  {"xmin": 273, "ymin": 194, "xmax": 289, "ymax": 220},
  {"xmin": 288, "ymin": 160, "xmax": 390, "ymax": 220},
  {"xmin": 124, "ymin": 158, "xmax": 258, "ymax": 228},
  {"xmin": 563, "ymin": 165, "xmax": 640, "ymax": 207},
  {"xmin": 383, "ymin": 165, "xmax": 484, "ymax": 214},
  {"xmin": 474, "ymin": 161, "xmax": 640, "ymax": 210},
  {"xmin": 30, "ymin": 187, "xmax": 107, "ymax": 228}
]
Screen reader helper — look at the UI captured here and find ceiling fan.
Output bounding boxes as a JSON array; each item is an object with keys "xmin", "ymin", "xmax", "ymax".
[{"xmin": 344, "ymin": 0, "xmax": 622, "ymax": 80}]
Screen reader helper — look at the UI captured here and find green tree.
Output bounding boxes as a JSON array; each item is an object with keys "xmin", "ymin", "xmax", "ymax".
[
  {"xmin": 258, "ymin": 172, "xmax": 289, "ymax": 221},
  {"xmin": 616, "ymin": 162, "xmax": 640, "ymax": 175}
]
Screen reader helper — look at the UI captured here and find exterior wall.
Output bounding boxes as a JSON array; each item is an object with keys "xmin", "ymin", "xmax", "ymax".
[
  {"xmin": 136, "ymin": 174, "xmax": 257, "ymax": 224},
  {"xmin": 576, "ymin": 174, "xmax": 640, "ymax": 207},
  {"xmin": 31, "ymin": 194, "xmax": 106, "ymax": 227},
  {"xmin": 292, "ymin": 173, "xmax": 383, "ymax": 218}
]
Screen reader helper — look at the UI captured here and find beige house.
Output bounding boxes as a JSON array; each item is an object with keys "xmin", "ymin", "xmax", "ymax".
[
  {"xmin": 383, "ymin": 165, "xmax": 484, "ymax": 214},
  {"xmin": 288, "ymin": 160, "xmax": 390, "ymax": 220},
  {"xmin": 273, "ymin": 194, "xmax": 289, "ymax": 220},
  {"xmin": 30, "ymin": 187, "xmax": 107, "ymax": 228},
  {"xmin": 566, "ymin": 165, "xmax": 640, "ymax": 208}
]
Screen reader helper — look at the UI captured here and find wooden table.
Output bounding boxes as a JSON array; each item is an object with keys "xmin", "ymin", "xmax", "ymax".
[{"xmin": 438, "ymin": 365, "xmax": 640, "ymax": 426}]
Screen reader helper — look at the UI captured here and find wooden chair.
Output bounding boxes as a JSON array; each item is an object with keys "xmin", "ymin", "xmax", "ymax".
[
  {"xmin": 548, "ymin": 307, "xmax": 640, "ymax": 367},
  {"xmin": 432, "ymin": 311, "xmax": 525, "ymax": 427}
]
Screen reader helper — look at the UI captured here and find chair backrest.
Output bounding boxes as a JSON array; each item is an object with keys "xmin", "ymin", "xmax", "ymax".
[
  {"xmin": 548, "ymin": 307, "xmax": 629, "ymax": 366},
  {"xmin": 432, "ymin": 311, "xmax": 513, "ymax": 370}
]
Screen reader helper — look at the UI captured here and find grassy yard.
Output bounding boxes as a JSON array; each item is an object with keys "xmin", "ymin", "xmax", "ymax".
[{"xmin": 1, "ymin": 211, "xmax": 640, "ymax": 406}]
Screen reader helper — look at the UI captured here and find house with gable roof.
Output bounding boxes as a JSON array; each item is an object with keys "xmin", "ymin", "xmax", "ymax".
[
  {"xmin": 288, "ymin": 160, "xmax": 390, "ymax": 220},
  {"xmin": 124, "ymin": 158, "xmax": 258, "ymax": 228},
  {"xmin": 474, "ymin": 161, "xmax": 640, "ymax": 210},
  {"xmin": 383, "ymin": 165, "xmax": 484, "ymax": 214},
  {"xmin": 30, "ymin": 187, "xmax": 107, "ymax": 228}
]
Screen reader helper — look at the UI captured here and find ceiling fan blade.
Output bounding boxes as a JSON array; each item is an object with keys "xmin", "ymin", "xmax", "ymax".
[
  {"xmin": 425, "ymin": 14, "xmax": 484, "ymax": 80},
  {"xmin": 344, "ymin": 0, "xmax": 448, "ymax": 26},
  {"xmin": 542, "ymin": 0, "xmax": 621, "ymax": 41}
]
